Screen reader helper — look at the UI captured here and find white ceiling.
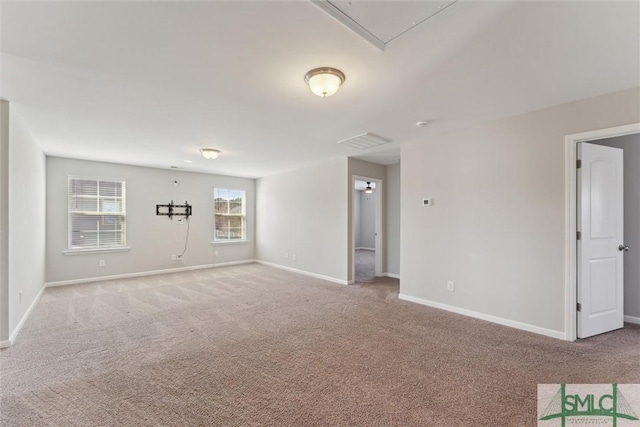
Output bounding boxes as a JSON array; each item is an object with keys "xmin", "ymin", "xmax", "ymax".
[
  {"xmin": 1, "ymin": 1, "xmax": 638, "ymax": 178},
  {"xmin": 315, "ymin": 0, "xmax": 457, "ymax": 49}
]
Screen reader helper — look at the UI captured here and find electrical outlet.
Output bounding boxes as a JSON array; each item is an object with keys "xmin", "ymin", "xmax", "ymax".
[
  {"xmin": 177, "ymin": 219, "xmax": 184, "ymax": 225},
  {"xmin": 292, "ymin": 254, "xmax": 297, "ymax": 262},
  {"xmin": 171, "ymin": 254, "xmax": 177, "ymax": 261},
  {"xmin": 99, "ymin": 260, "xmax": 106, "ymax": 267},
  {"xmin": 214, "ymin": 250, "xmax": 219, "ymax": 257},
  {"xmin": 447, "ymin": 281, "xmax": 454, "ymax": 292},
  {"xmin": 176, "ymin": 254, "xmax": 184, "ymax": 261}
]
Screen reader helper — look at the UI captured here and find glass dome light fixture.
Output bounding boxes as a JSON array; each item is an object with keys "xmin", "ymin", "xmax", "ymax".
[
  {"xmin": 200, "ymin": 148, "xmax": 221, "ymax": 159},
  {"xmin": 365, "ymin": 182, "xmax": 373, "ymax": 194},
  {"xmin": 304, "ymin": 67, "xmax": 346, "ymax": 97}
]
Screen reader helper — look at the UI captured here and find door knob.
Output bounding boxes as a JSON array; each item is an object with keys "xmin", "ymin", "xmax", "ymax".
[{"xmin": 619, "ymin": 245, "xmax": 630, "ymax": 252}]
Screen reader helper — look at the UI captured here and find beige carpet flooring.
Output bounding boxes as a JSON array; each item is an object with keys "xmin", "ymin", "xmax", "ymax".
[
  {"xmin": 1, "ymin": 263, "xmax": 639, "ymax": 426},
  {"xmin": 354, "ymin": 249, "xmax": 375, "ymax": 283}
]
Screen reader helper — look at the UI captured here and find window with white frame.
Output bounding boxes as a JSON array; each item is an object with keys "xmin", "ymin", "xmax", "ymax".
[
  {"xmin": 214, "ymin": 188, "xmax": 246, "ymax": 242},
  {"xmin": 68, "ymin": 177, "xmax": 126, "ymax": 250}
]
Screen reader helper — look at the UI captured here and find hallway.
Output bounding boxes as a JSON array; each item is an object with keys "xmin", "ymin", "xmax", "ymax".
[{"xmin": 355, "ymin": 249, "xmax": 375, "ymax": 283}]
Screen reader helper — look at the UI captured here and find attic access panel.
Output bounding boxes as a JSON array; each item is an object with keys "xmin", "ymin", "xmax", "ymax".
[{"xmin": 313, "ymin": 0, "xmax": 458, "ymax": 50}]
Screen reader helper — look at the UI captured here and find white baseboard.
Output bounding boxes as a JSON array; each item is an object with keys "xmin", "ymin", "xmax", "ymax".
[
  {"xmin": 355, "ymin": 247, "xmax": 375, "ymax": 251},
  {"xmin": 398, "ymin": 293, "xmax": 565, "ymax": 341},
  {"xmin": 45, "ymin": 260, "xmax": 257, "ymax": 288},
  {"xmin": 624, "ymin": 315, "xmax": 640, "ymax": 325},
  {"xmin": 7, "ymin": 284, "xmax": 47, "ymax": 346},
  {"xmin": 255, "ymin": 260, "xmax": 348, "ymax": 285},
  {"xmin": 384, "ymin": 272, "xmax": 400, "ymax": 279}
]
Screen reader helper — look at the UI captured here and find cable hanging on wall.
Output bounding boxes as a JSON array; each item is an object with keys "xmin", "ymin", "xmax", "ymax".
[{"xmin": 179, "ymin": 216, "xmax": 191, "ymax": 259}]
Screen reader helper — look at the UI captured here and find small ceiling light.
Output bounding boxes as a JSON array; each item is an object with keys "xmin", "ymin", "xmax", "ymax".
[
  {"xmin": 200, "ymin": 148, "xmax": 221, "ymax": 159},
  {"xmin": 183, "ymin": 160, "xmax": 193, "ymax": 163},
  {"xmin": 304, "ymin": 67, "xmax": 345, "ymax": 97},
  {"xmin": 416, "ymin": 120, "xmax": 430, "ymax": 128},
  {"xmin": 365, "ymin": 182, "xmax": 373, "ymax": 194}
]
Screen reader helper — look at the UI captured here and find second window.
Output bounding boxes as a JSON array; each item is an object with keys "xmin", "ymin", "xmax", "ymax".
[{"xmin": 214, "ymin": 188, "xmax": 246, "ymax": 242}]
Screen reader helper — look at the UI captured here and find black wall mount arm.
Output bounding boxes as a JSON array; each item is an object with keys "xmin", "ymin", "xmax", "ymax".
[{"xmin": 156, "ymin": 200, "xmax": 192, "ymax": 220}]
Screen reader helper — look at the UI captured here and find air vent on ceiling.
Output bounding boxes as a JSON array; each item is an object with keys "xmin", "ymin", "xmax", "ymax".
[{"xmin": 337, "ymin": 132, "xmax": 391, "ymax": 150}]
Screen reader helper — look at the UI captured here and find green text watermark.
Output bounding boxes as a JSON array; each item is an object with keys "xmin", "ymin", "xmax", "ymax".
[{"xmin": 538, "ymin": 384, "xmax": 640, "ymax": 427}]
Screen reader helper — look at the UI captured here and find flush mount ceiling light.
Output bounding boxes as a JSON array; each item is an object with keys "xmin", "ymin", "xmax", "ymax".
[
  {"xmin": 200, "ymin": 148, "xmax": 220, "ymax": 159},
  {"xmin": 365, "ymin": 182, "xmax": 373, "ymax": 194},
  {"xmin": 304, "ymin": 67, "xmax": 345, "ymax": 97}
]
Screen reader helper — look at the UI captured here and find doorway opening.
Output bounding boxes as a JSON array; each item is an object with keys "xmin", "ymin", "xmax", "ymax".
[
  {"xmin": 352, "ymin": 176, "xmax": 382, "ymax": 283},
  {"xmin": 564, "ymin": 123, "xmax": 640, "ymax": 341}
]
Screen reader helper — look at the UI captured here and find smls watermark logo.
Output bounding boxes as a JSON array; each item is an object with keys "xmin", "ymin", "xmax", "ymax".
[{"xmin": 538, "ymin": 384, "xmax": 640, "ymax": 426}]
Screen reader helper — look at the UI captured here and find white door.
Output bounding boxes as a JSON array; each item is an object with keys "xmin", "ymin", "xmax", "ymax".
[{"xmin": 577, "ymin": 142, "xmax": 625, "ymax": 339}]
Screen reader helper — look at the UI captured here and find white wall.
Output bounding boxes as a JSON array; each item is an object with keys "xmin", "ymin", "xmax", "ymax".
[
  {"xmin": 46, "ymin": 157, "xmax": 255, "ymax": 283},
  {"xmin": 358, "ymin": 190, "xmax": 376, "ymax": 249},
  {"xmin": 385, "ymin": 163, "xmax": 401, "ymax": 276},
  {"xmin": 401, "ymin": 87, "xmax": 640, "ymax": 335},
  {"xmin": 593, "ymin": 133, "xmax": 640, "ymax": 318},
  {"xmin": 354, "ymin": 188, "xmax": 362, "ymax": 248},
  {"xmin": 256, "ymin": 158, "xmax": 348, "ymax": 283},
  {"xmin": 0, "ymin": 100, "xmax": 9, "ymax": 345},
  {"xmin": 7, "ymin": 109, "xmax": 47, "ymax": 341}
]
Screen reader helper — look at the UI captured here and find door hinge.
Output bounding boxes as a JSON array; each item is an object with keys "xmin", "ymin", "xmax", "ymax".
[
  {"xmin": 577, "ymin": 231, "xmax": 581, "ymax": 240},
  {"xmin": 577, "ymin": 159, "xmax": 582, "ymax": 169},
  {"xmin": 577, "ymin": 303, "xmax": 581, "ymax": 312}
]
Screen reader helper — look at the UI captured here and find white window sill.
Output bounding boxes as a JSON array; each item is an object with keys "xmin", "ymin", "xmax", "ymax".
[
  {"xmin": 210, "ymin": 240, "xmax": 250, "ymax": 246},
  {"xmin": 63, "ymin": 247, "xmax": 131, "ymax": 255}
]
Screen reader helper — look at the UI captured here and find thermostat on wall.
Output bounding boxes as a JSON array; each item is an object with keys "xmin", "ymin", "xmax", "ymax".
[{"xmin": 423, "ymin": 198, "xmax": 434, "ymax": 207}]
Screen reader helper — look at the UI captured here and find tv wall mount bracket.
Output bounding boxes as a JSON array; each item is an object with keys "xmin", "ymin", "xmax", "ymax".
[{"xmin": 156, "ymin": 200, "xmax": 192, "ymax": 220}]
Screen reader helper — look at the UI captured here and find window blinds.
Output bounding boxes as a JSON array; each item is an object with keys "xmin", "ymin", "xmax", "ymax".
[{"xmin": 68, "ymin": 177, "xmax": 126, "ymax": 249}]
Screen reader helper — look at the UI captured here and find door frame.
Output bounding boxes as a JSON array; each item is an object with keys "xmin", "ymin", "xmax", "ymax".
[
  {"xmin": 564, "ymin": 123, "xmax": 640, "ymax": 341},
  {"xmin": 352, "ymin": 174, "xmax": 383, "ymax": 282}
]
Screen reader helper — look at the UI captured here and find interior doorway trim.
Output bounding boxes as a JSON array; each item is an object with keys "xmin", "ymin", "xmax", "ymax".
[
  {"xmin": 564, "ymin": 122, "xmax": 640, "ymax": 341},
  {"xmin": 352, "ymin": 174, "xmax": 383, "ymax": 283}
]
